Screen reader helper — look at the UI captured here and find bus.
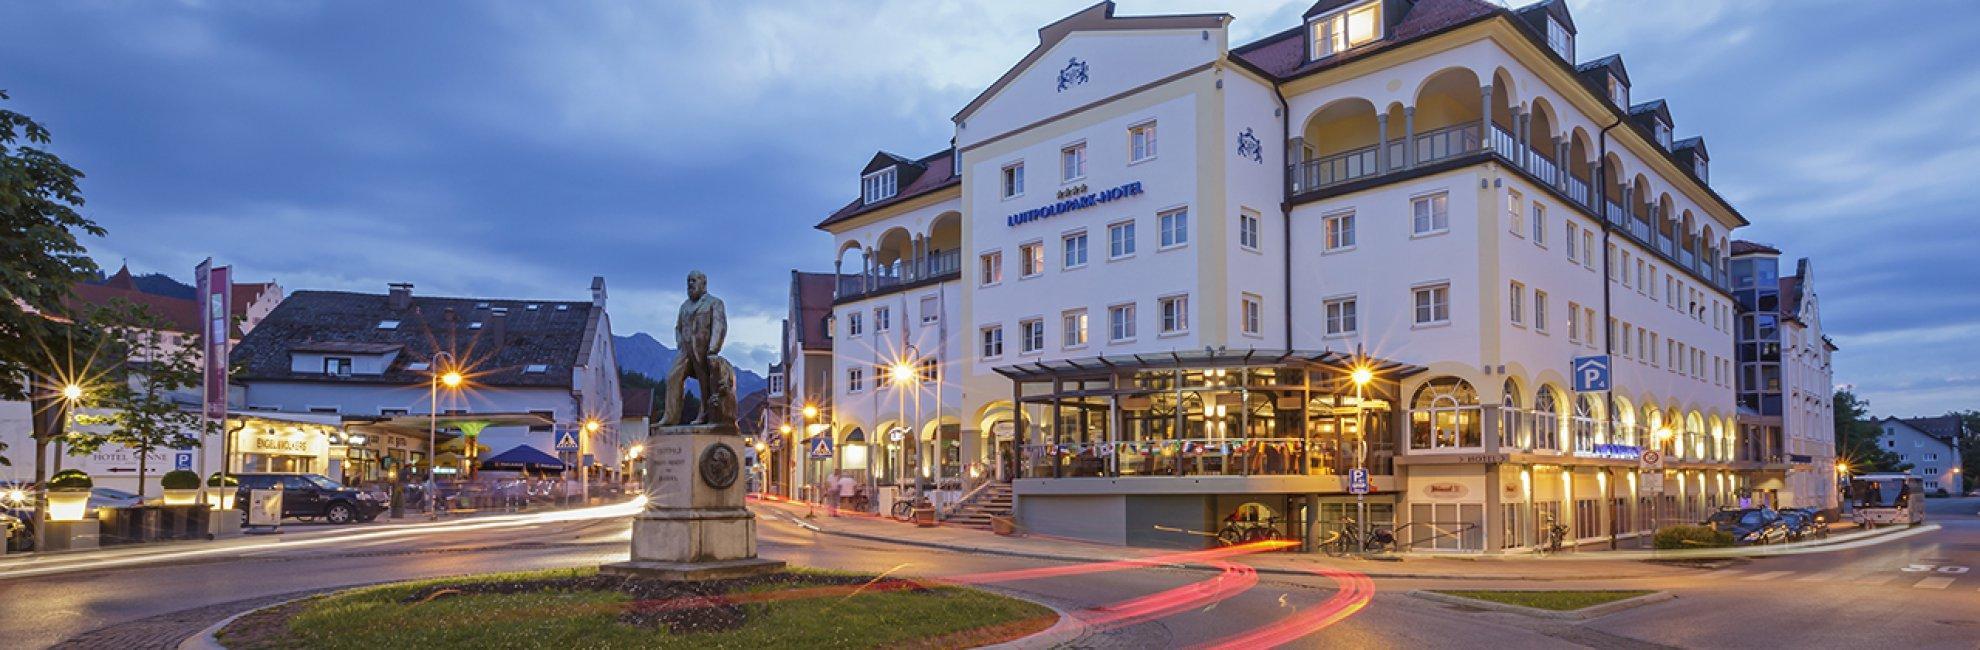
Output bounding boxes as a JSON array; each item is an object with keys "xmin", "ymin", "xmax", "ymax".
[{"xmin": 1847, "ymin": 474, "xmax": 1925, "ymax": 527}]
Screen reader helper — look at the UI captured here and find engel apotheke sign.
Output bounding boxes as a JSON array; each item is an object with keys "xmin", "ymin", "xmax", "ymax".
[{"xmin": 1006, "ymin": 181, "xmax": 1144, "ymax": 227}]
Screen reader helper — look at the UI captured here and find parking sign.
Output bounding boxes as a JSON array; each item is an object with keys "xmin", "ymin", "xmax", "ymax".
[
  {"xmin": 1348, "ymin": 468, "xmax": 1371, "ymax": 495},
  {"xmin": 174, "ymin": 452, "xmax": 194, "ymax": 471},
  {"xmin": 1572, "ymin": 355, "xmax": 1611, "ymax": 392}
]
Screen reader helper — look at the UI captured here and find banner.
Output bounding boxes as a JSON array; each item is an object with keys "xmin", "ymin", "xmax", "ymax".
[{"xmin": 197, "ymin": 260, "xmax": 231, "ymax": 420}]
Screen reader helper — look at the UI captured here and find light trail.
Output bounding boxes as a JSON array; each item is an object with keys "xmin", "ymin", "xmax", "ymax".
[
  {"xmin": 1074, "ymin": 560, "xmax": 1258, "ymax": 630},
  {"xmin": 1188, "ymin": 565, "xmax": 1374, "ymax": 650},
  {"xmin": 938, "ymin": 540, "xmax": 1297, "ymax": 585},
  {"xmin": 0, "ymin": 498, "xmax": 643, "ymax": 580}
]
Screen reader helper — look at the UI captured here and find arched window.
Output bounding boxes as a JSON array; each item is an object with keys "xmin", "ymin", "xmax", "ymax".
[
  {"xmin": 1572, "ymin": 394, "xmax": 1598, "ymax": 452},
  {"xmin": 1534, "ymin": 386, "xmax": 1561, "ymax": 450},
  {"xmin": 1500, "ymin": 378, "xmax": 1528, "ymax": 449},
  {"xmin": 1409, "ymin": 377, "xmax": 1480, "ymax": 450}
]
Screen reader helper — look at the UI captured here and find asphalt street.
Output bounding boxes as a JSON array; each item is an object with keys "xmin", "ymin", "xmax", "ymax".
[{"xmin": 0, "ymin": 497, "xmax": 1973, "ymax": 649}]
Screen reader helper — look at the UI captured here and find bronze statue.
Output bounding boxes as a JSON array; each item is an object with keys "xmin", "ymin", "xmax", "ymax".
[{"xmin": 660, "ymin": 270, "xmax": 737, "ymax": 428}]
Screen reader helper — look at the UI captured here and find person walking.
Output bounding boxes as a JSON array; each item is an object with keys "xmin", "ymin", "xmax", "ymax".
[
  {"xmin": 836, "ymin": 472, "xmax": 858, "ymax": 515},
  {"xmin": 826, "ymin": 470, "xmax": 842, "ymax": 517}
]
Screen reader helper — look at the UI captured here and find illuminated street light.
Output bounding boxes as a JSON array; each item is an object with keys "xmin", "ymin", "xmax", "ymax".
[
  {"xmin": 441, "ymin": 370, "xmax": 463, "ymax": 389},
  {"xmin": 780, "ymin": 423, "xmax": 793, "ymax": 435},
  {"xmin": 584, "ymin": 419, "xmax": 602, "ymax": 433},
  {"xmin": 802, "ymin": 404, "xmax": 819, "ymax": 420},
  {"xmin": 1350, "ymin": 366, "xmax": 1373, "ymax": 387},
  {"xmin": 61, "ymin": 383, "xmax": 83, "ymax": 401},
  {"xmin": 427, "ymin": 351, "xmax": 465, "ymax": 519}
]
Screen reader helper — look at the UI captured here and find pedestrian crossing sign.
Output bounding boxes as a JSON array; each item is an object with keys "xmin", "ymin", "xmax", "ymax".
[
  {"xmin": 807, "ymin": 436, "xmax": 834, "ymax": 459},
  {"xmin": 554, "ymin": 429, "xmax": 581, "ymax": 451}
]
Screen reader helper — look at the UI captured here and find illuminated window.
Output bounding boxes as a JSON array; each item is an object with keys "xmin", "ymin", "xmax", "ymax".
[
  {"xmin": 1310, "ymin": 1, "xmax": 1383, "ymax": 60},
  {"xmin": 979, "ymin": 251, "xmax": 1003, "ymax": 285},
  {"xmin": 1062, "ymin": 310, "xmax": 1087, "ymax": 348},
  {"xmin": 1020, "ymin": 242, "xmax": 1045, "ymax": 277},
  {"xmin": 1324, "ymin": 211, "xmax": 1356, "ymax": 251},
  {"xmin": 1240, "ymin": 294, "xmax": 1262, "ymax": 336},
  {"xmin": 1160, "ymin": 295, "xmax": 1190, "ymax": 334}
]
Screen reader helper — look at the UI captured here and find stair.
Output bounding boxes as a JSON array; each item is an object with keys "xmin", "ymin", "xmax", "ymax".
[{"xmin": 943, "ymin": 482, "xmax": 1013, "ymax": 529}]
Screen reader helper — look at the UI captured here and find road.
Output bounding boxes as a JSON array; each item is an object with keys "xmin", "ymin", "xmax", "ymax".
[{"xmin": 1, "ymin": 498, "xmax": 1974, "ymax": 649}]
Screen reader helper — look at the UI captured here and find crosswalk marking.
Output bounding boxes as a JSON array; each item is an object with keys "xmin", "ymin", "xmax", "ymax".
[
  {"xmin": 1743, "ymin": 570, "xmax": 1794, "ymax": 581},
  {"xmin": 1856, "ymin": 574, "xmax": 1897, "ymax": 585},
  {"xmin": 1795, "ymin": 570, "xmax": 1850, "ymax": 582},
  {"xmin": 1914, "ymin": 577, "xmax": 1955, "ymax": 589}
]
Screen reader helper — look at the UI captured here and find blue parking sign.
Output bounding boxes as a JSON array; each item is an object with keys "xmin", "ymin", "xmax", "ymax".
[
  {"xmin": 1573, "ymin": 355, "xmax": 1611, "ymax": 392},
  {"xmin": 1347, "ymin": 468, "xmax": 1370, "ymax": 495},
  {"xmin": 174, "ymin": 452, "xmax": 194, "ymax": 471}
]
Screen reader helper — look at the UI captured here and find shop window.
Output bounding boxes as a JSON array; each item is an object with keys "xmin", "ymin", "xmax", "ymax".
[{"xmin": 1409, "ymin": 377, "xmax": 1480, "ymax": 450}]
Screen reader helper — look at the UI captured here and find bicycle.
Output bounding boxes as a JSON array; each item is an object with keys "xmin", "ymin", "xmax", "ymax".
[
  {"xmin": 1214, "ymin": 515, "xmax": 1285, "ymax": 546},
  {"xmin": 1319, "ymin": 517, "xmax": 1394, "ymax": 557},
  {"xmin": 891, "ymin": 485, "xmax": 922, "ymax": 521},
  {"xmin": 1534, "ymin": 513, "xmax": 1569, "ymax": 555}
]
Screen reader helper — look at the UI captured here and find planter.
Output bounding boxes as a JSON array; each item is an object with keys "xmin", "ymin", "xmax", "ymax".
[
  {"xmin": 913, "ymin": 506, "xmax": 938, "ymax": 527},
  {"xmin": 99, "ymin": 505, "xmax": 211, "ymax": 544},
  {"xmin": 163, "ymin": 489, "xmax": 201, "ymax": 506},
  {"xmin": 206, "ymin": 488, "xmax": 237, "ymax": 510},
  {"xmin": 47, "ymin": 489, "xmax": 93, "ymax": 522}
]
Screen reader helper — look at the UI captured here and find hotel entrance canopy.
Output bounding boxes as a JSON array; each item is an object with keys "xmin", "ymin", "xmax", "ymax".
[{"xmin": 993, "ymin": 349, "xmax": 1425, "ymax": 383}]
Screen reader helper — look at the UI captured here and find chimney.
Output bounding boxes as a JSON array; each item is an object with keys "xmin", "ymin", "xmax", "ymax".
[
  {"xmin": 591, "ymin": 276, "xmax": 608, "ymax": 308},
  {"xmin": 387, "ymin": 283, "xmax": 413, "ymax": 310}
]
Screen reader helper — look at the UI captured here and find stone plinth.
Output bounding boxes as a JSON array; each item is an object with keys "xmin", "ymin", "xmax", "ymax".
[{"xmin": 602, "ymin": 423, "xmax": 784, "ymax": 581}]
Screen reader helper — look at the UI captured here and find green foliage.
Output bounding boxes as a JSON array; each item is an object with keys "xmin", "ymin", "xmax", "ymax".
[
  {"xmin": 68, "ymin": 300, "xmax": 217, "ymax": 500},
  {"xmin": 1960, "ymin": 410, "xmax": 1979, "ymax": 493},
  {"xmin": 1833, "ymin": 389, "xmax": 1909, "ymax": 473},
  {"xmin": 161, "ymin": 469, "xmax": 201, "ymax": 490},
  {"xmin": 1432, "ymin": 590, "xmax": 1655, "ymax": 611},
  {"xmin": 208, "ymin": 472, "xmax": 239, "ymax": 487},
  {"xmin": 48, "ymin": 468, "xmax": 92, "ymax": 490},
  {"xmin": 1653, "ymin": 524, "xmax": 1734, "ymax": 549},
  {"xmin": 0, "ymin": 90, "xmax": 105, "ymax": 402}
]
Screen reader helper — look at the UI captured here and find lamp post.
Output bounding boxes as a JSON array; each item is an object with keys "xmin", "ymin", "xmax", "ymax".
[
  {"xmin": 800, "ymin": 403, "xmax": 819, "ymax": 502},
  {"xmin": 1349, "ymin": 365, "xmax": 1373, "ymax": 554},
  {"xmin": 582, "ymin": 417, "xmax": 601, "ymax": 504},
  {"xmin": 429, "ymin": 351, "xmax": 462, "ymax": 519},
  {"xmin": 891, "ymin": 345, "xmax": 920, "ymax": 500}
]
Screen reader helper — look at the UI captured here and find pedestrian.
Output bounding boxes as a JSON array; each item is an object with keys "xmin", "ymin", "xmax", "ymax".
[
  {"xmin": 826, "ymin": 470, "xmax": 842, "ymax": 517},
  {"xmin": 837, "ymin": 472, "xmax": 858, "ymax": 514}
]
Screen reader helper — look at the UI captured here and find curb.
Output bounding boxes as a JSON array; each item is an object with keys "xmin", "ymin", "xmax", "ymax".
[
  {"xmin": 177, "ymin": 594, "xmax": 322, "ymax": 650},
  {"xmin": 1408, "ymin": 589, "xmax": 1676, "ymax": 620},
  {"xmin": 978, "ymin": 596, "xmax": 1088, "ymax": 649}
]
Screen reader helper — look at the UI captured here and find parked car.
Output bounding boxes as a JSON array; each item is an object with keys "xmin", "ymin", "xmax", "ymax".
[
  {"xmin": 1706, "ymin": 508, "xmax": 1788, "ymax": 545},
  {"xmin": 90, "ymin": 487, "xmax": 142, "ymax": 510},
  {"xmin": 232, "ymin": 473, "xmax": 384, "ymax": 525},
  {"xmin": 1777, "ymin": 507, "xmax": 1829, "ymax": 540}
]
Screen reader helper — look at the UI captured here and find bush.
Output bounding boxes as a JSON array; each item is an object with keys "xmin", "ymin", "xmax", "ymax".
[
  {"xmin": 208, "ymin": 472, "xmax": 239, "ymax": 488},
  {"xmin": 48, "ymin": 469, "xmax": 93, "ymax": 490},
  {"xmin": 1653, "ymin": 524, "xmax": 1733, "ymax": 549},
  {"xmin": 161, "ymin": 470, "xmax": 201, "ymax": 490}
]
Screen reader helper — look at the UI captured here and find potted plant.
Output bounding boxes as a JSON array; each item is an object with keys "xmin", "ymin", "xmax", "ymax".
[
  {"xmin": 207, "ymin": 473, "xmax": 239, "ymax": 510},
  {"xmin": 46, "ymin": 469, "xmax": 94, "ymax": 521},
  {"xmin": 161, "ymin": 470, "xmax": 201, "ymax": 505}
]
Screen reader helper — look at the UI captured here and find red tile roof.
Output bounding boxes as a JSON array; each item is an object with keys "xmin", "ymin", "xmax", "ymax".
[
  {"xmin": 1731, "ymin": 240, "xmax": 1780, "ymax": 256},
  {"xmin": 816, "ymin": 149, "xmax": 958, "ymax": 230},
  {"xmin": 793, "ymin": 271, "xmax": 840, "ymax": 352},
  {"xmin": 1232, "ymin": 0, "xmax": 1499, "ymax": 79}
]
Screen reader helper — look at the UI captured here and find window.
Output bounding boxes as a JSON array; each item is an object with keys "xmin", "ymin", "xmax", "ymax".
[
  {"xmin": 1531, "ymin": 203, "xmax": 1546, "ymax": 244},
  {"xmin": 1583, "ymin": 231, "xmax": 1596, "ymax": 269},
  {"xmin": 1241, "ymin": 294, "xmax": 1262, "ymax": 336},
  {"xmin": 1584, "ymin": 308, "xmax": 1597, "ymax": 345},
  {"xmin": 979, "ymin": 251, "xmax": 1003, "ymax": 285},
  {"xmin": 1159, "ymin": 295, "xmax": 1189, "ymax": 334},
  {"xmin": 918, "ymin": 357, "xmax": 939, "ymax": 383},
  {"xmin": 1325, "ymin": 297, "xmax": 1358, "ymax": 335},
  {"xmin": 1412, "ymin": 192, "xmax": 1449, "ymax": 234},
  {"xmin": 1020, "ymin": 319, "xmax": 1044, "ymax": 354},
  {"xmin": 1063, "ymin": 231, "xmax": 1089, "ymax": 268},
  {"xmin": 848, "ymin": 367, "xmax": 865, "ymax": 393},
  {"xmin": 1507, "ymin": 190, "xmax": 1523, "ymax": 235},
  {"xmin": 1324, "ymin": 211, "xmax": 1356, "ymax": 251},
  {"xmin": 920, "ymin": 295, "xmax": 940, "ymax": 324},
  {"xmin": 1654, "ymin": 121, "xmax": 1672, "ymax": 149},
  {"xmin": 324, "ymin": 357, "xmax": 353, "ymax": 376},
  {"xmin": 862, "ymin": 167, "xmax": 898, "ymax": 203},
  {"xmin": 874, "ymin": 306, "xmax": 891, "ymax": 332},
  {"xmin": 1509, "ymin": 281, "xmax": 1525, "ymax": 326},
  {"xmin": 1309, "ymin": 0, "xmax": 1382, "ymax": 60},
  {"xmin": 1414, "ymin": 284, "xmax": 1450, "ymax": 325},
  {"xmin": 1020, "ymin": 242, "xmax": 1045, "ymax": 277},
  {"xmin": 1609, "ymin": 75, "xmax": 1628, "ymax": 107},
  {"xmin": 1062, "ymin": 310, "xmax": 1088, "ymax": 348},
  {"xmin": 980, "ymin": 325, "xmax": 1004, "ymax": 358},
  {"xmin": 1533, "ymin": 290, "xmax": 1548, "ymax": 332},
  {"xmin": 1108, "ymin": 221, "xmax": 1136, "ymax": 258},
  {"xmin": 1239, "ymin": 210, "xmax": 1260, "ymax": 251},
  {"xmin": 1695, "ymin": 157, "xmax": 1709, "ymax": 183},
  {"xmin": 1409, "ymin": 377, "xmax": 1482, "ymax": 449},
  {"xmin": 1129, "ymin": 121, "xmax": 1158, "ymax": 162},
  {"xmin": 1568, "ymin": 302, "xmax": 1581, "ymax": 342},
  {"xmin": 1565, "ymin": 222, "xmax": 1578, "ymax": 262},
  {"xmin": 376, "ymin": 320, "xmax": 400, "ymax": 330},
  {"xmin": 1001, "ymin": 162, "xmax": 1024, "ymax": 198},
  {"xmin": 523, "ymin": 363, "xmax": 548, "ymax": 374},
  {"xmin": 1546, "ymin": 17, "xmax": 1574, "ymax": 60},
  {"xmin": 1061, "ymin": 143, "xmax": 1086, "ymax": 182},
  {"xmin": 1636, "ymin": 259, "xmax": 1647, "ymax": 293},
  {"xmin": 847, "ymin": 312, "xmax": 863, "ymax": 336},
  {"xmin": 1666, "ymin": 275, "xmax": 1677, "ymax": 306},
  {"xmin": 1109, "ymin": 303, "xmax": 1137, "ymax": 341},
  {"xmin": 1159, "ymin": 208, "xmax": 1189, "ymax": 248}
]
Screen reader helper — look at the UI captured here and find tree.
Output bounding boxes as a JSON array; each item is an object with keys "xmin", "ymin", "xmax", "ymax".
[
  {"xmin": 67, "ymin": 301, "xmax": 216, "ymax": 501},
  {"xmin": 0, "ymin": 90, "xmax": 103, "ymax": 401},
  {"xmin": 1959, "ymin": 410, "xmax": 1979, "ymax": 493},
  {"xmin": 1833, "ymin": 389, "xmax": 1908, "ymax": 474}
]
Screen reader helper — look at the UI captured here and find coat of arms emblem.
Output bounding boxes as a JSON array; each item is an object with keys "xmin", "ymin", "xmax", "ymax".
[
  {"xmin": 1237, "ymin": 127, "xmax": 1263, "ymax": 163},
  {"xmin": 1057, "ymin": 57, "xmax": 1089, "ymax": 92}
]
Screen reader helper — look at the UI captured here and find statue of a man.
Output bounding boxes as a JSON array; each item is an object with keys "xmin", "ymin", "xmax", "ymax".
[{"xmin": 660, "ymin": 270, "xmax": 737, "ymax": 427}]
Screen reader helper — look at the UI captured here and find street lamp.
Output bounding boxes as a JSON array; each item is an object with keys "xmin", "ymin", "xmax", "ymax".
[
  {"xmin": 1349, "ymin": 363, "xmax": 1372, "ymax": 554},
  {"xmin": 581, "ymin": 417, "xmax": 601, "ymax": 503},
  {"xmin": 427, "ymin": 351, "xmax": 463, "ymax": 519},
  {"xmin": 891, "ymin": 345, "xmax": 921, "ymax": 497}
]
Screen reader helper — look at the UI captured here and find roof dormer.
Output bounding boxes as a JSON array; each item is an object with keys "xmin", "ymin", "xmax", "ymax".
[
  {"xmin": 1576, "ymin": 55, "xmax": 1630, "ymax": 108},
  {"xmin": 1304, "ymin": 0, "xmax": 1388, "ymax": 61},
  {"xmin": 859, "ymin": 151, "xmax": 926, "ymax": 205},
  {"xmin": 1675, "ymin": 137, "xmax": 1709, "ymax": 183},
  {"xmin": 1629, "ymin": 99, "xmax": 1674, "ymax": 150},
  {"xmin": 1516, "ymin": 0, "xmax": 1576, "ymax": 61}
]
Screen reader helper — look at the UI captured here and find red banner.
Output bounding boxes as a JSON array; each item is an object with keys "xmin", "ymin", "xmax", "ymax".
[{"xmin": 198, "ymin": 260, "xmax": 231, "ymax": 420}]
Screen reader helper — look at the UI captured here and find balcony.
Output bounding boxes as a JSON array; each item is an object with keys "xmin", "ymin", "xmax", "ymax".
[{"xmin": 836, "ymin": 249, "xmax": 961, "ymax": 302}]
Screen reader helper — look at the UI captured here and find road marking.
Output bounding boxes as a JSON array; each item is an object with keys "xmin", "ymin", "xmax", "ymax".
[
  {"xmin": 1913, "ymin": 577, "xmax": 1955, "ymax": 589},
  {"xmin": 1855, "ymin": 574, "xmax": 1897, "ymax": 585},
  {"xmin": 1743, "ymin": 570, "xmax": 1794, "ymax": 581},
  {"xmin": 1713, "ymin": 570, "xmax": 1745, "ymax": 579},
  {"xmin": 1795, "ymin": 570, "xmax": 1849, "ymax": 582}
]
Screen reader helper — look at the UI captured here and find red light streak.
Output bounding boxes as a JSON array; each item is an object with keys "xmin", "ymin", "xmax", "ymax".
[
  {"xmin": 1075, "ymin": 560, "xmax": 1257, "ymax": 630},
  {"xmin": 1187, "ymin": 565, "xmax": 1373, "ymax": 649}
]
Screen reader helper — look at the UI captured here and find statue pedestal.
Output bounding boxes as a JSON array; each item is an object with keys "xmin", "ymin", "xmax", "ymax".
[{"xmin": 602, "ymin": 423, "xmax": 784, "ymax": 581}]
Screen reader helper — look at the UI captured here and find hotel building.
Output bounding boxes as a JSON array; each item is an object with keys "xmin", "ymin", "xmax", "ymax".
[
  {"xmin": 811, "ymin": 0, "xmax": 1794, "ymax": 551},
  {"xmin": 1728, "ymin": 241, "xmax": 1839, "ymax": 510}
]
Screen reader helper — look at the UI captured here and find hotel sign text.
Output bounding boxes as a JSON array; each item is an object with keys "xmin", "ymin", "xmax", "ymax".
[{"xmin": 1007, "ymin": 181, "xmax": 1143, "ymax": 227}]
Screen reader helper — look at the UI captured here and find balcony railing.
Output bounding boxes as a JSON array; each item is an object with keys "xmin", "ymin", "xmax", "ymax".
[
  {"xmin": 1291, "ymin": 123, "xmax": 1483, "ymax": 193},
  {"xmin": 1020, "ymin": 437, "xmax": 1391, "ymax": 479},
  {"xmin": 836, "ymin": 249, "xmax": 961, "ymax": 301}
]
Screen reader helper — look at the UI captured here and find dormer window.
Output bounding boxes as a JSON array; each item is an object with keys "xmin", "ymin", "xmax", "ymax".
[
  {"xmin": 1546, "ymin": 18, "xmax": 1574, "ymax": 60},
  {"xmin": 1694, "ymin": 157, "xmax": 1709, "ymax": 183},
  {"xmin": 1654, "ymin": 120, "xmax": 1672, "ymax": 149},
  {"xmin": 1609, "ymin": 76, "xmax": 1628, "ymax": 107},
  {"xmin": 324, "ymin": 357, "xmax": 353, "ymax": 376},
  {"xmin": 862, "ymin": 167, "xmax": 898, "ymax": 203},
  {"xmin": 1310, "ymin": 1, "xmax": 1382, "ymax": 60}
]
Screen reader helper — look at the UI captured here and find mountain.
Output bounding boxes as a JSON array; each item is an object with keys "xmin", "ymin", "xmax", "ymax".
[
  {"xmin": 615, "ymin": 332, "xmax": 767, "ymax": 397},
  {"xmin": 86, "ymin": 268, "xmax": 196, "ymax": 298}
]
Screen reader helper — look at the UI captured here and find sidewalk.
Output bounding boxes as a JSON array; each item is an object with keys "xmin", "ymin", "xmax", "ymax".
[{"xmin": 748, "ymin": 499, "xmax": 1697, "ymax": 582}]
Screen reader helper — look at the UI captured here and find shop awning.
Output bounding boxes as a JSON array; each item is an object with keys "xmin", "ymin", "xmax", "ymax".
[
  {"xmin": 480, "ymin": 444, "xmax": 566, "ymax": 471},
  {"xmin": 991, "ymin": 348, "xmax": 1426, "ymax": 381}
]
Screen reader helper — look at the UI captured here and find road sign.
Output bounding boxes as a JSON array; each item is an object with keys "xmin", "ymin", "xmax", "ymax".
[
  {"xmin": 554, "ymin": 429, "xmax": 581, "ymax": 452},
  {"xmin": 1572, "ymin": 355, "xmax": 1611, "ymax": 392},
  {"xmin": 1640, "ymin": 471, "xmax": 1664, "ymax": 494},
  {"xmin": 1640, "ymin": 448, "xmax": 1665, "ymax": 471},
  {"xmin": 1347, "ymin": 468, "xmax": 1371, "ymax": 495},
  {"xmin": 807, "ymin": 436, "xmax": 834, "ymax": 460},
  {"xmin": 174, "ymin": 452, "xmax": 194, "ymax": 471}
]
